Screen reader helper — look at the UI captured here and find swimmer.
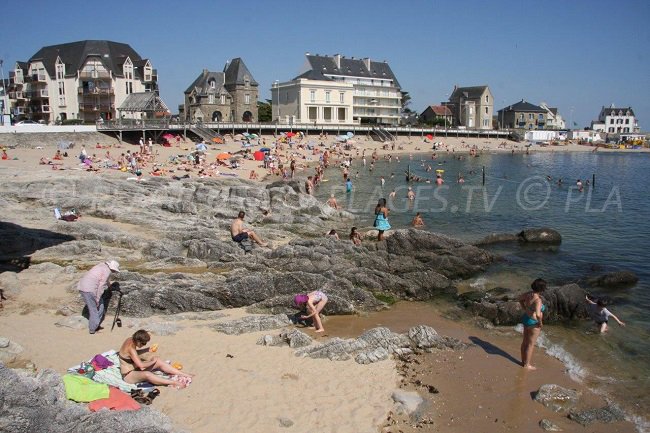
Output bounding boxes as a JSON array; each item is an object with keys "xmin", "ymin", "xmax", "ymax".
[{"xmin": 412, "ymin": 212, "xmax": 425, "ymax": 227}]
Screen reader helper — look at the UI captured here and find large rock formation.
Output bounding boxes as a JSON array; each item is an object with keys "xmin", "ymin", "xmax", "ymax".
[{"xmin": 0, "ymin": 176, "xmax": 494, "ymax": 317}]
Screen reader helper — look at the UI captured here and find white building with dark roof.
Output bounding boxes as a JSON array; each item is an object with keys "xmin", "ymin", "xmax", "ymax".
[
  {"xmin": 182, "ymin": 58, "xmax": 259, "ymax": 123},
  {"xmin": 271, "ymin": 53, "xmax": 404, "ymax": 126},
  {"xmin": 8, "ymin": 40, "xmax": 157, "ymax": 124},
  {"xmin": 591, "ymin": 105, "xmax": 639, "ymax": 133}
]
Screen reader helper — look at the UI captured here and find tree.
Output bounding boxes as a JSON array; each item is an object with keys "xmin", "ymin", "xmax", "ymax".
[
  {"xmin": 258, "ymin": 100, "xmax": 272, "ymax": 122},
  {"xmin": 401, "ymin": 92, "xmax": 412, "ymax": 113}
]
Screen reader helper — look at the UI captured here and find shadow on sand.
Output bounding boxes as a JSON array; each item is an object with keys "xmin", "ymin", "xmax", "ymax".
[{"xmin": 469, "ymin": 336, "xmax": 522, "ymax": 367}]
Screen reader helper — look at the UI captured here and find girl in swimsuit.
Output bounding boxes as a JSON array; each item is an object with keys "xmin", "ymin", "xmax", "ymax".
[
  {"xmin": 118, "ymin": 329, "xmax": 194, "ymax": 388},
  {"xmin": 294, "ymin": 291, "xmax": 328, "ymax": 333},
  {"xmin": 518, "ymin": 279, "xmax": 547, "ymax": 370}
]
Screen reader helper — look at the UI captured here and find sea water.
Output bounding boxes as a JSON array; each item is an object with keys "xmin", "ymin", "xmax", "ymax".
[{"xmin": 315, "ymin": 150, "xmax": 650, "ymax": 429}]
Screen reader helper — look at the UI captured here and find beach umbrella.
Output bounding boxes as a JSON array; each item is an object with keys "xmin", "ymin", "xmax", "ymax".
[
  {"xmin": 195, "ymin": 143, "xmax": 208, "ymax": 151},
  {"xmin": 216, "ymin": 152, "xmax": 232, "ymax": 160},
  {"xmin": 253, "ymin": 150, "xmax": 265, "ymax": 161},
  {"xmin": 426, "ymin": 134, "xmax": 434, "ymax": 140},
  {"xmin": 162, "ymin": 133, "xmax": 175, "ymax": 140},
  {"xmin": 346, "ymin": 132, "xmax": 354, "ymax": 137},
  {"xmin": 285, "ymin": 132, "xmax": 296, "ymax": 138}
]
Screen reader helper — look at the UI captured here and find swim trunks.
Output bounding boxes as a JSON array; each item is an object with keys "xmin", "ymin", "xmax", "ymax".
[{"xmin": 232, "ymin": 232, "xmax": 249, "ymax": 243}]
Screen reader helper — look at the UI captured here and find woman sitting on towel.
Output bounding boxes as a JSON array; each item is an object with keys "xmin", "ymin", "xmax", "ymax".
[{"xmin": 118, "ymin": 329, "xmax": 193, "ymax": 388}]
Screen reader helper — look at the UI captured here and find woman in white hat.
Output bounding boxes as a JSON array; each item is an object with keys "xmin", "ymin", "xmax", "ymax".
[{"xmin": 77, "ymin": 260, "xmax": 120, "ymax": 334}]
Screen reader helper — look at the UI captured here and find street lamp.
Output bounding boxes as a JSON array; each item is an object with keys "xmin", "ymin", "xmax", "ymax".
[{"xmin": 501, "ymin": 99, "xmax": 505, "ymax": 130}]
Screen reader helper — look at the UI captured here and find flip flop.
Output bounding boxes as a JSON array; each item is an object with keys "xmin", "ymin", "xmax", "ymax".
[{"xmin": 147, "ymin": 389, "xmax": 160, "ymax": 402}]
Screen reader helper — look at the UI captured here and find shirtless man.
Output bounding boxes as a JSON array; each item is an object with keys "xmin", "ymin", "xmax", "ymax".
[
  {"xmin": 326, "ymin": 194, "xmax": 340, "ymax": 209},
  {"xmin": 412, "ymin": 212, "xmax": 425, "ymax": 227},
  {"xmin": 231, "ymin": 211, "xmax": 268, "ymax": 246}
]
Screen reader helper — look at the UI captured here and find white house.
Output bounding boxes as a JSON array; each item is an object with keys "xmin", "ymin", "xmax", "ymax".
[
  {"xmin": 590, "ymin": 105, "xmax": 639, "ymax": 133},
  {"xmin": 539, "ymin": 102, "xmax": 566, "ymax": 129},
  {"xmin": 8, "ymin": 40, "xmax": 157, "ymax": 124},
  {"xmin": 271, "ymin": 53, "xmax": 404, "ymax": 126}
]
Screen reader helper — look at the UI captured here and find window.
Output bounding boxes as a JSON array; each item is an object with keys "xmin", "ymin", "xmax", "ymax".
[
  {"xmin": 310, "ymin": 90, "xmax": 315, "ymax": 103},
  {"xmin": 485, "ymin": 95, "xmax": 489, "ymax": 103},
  {"xmin": 209, "ymin": 94, "xmax": 215, "ymax": 104},
  {"xmin": 625, "ymin": 118, "xmax": 629, "ymax": 124},
  {"xmin": 209, "ymin": 80, "xmax": 215, "ymax": 89},
  {"xmin": 325, "ymin": 91, "xmax": 330, "ymax": 103},
  {"xmin": 609, "ymin": 118, "xmax": 614, "ymax": 124},
  {"xmin": 58, "ymin": 82, "xmax": 65, "ymax": 96},
  {"xmin": 58, "ymin": 96, "xmax": 66, "ymax": 107},
  {"xmin": 528, "ymin": 113, "xmax": 534, "ymax": 120},
  {"xmin": 339, "ymin": 92, "xmax": 344, "ymax": 103},
  {"xmin": 538, "ymin": 114, "xmax": 544, "ymax": 120},
  {"xmin": 56, "ymin": 63, "xmax": 65, "ymax": 80},
  {"xmin": 485, "ymin": 107, "xmax": 488, "ymax": 115},
  {"xmin": 323, "ymin": 107, "xmax": 332, "ymax": 121},
  {"xmin": 245, "ymin": 94, "xmax": 250, "ymax": 104},
  {"xmin": 338, "ymin": 107, "xmax": 345, "ymax": 121},
  {"xmin": 308, "ymin": 106, "xmax": 317, "ymax": 120},
  {"xmin": 624, "ymin": 127, "xmax": 629, "ymax": 132},
  {"xmin": 220, "ymin": 95, "xmax": 225, "ymax": 104},
  {"xmin": 125, "ymin": 82, "xmax": 133, "ymax": 94},
  {"xmin": 608, "ymin": 127, "xmax": 614, "ymax": 132}
]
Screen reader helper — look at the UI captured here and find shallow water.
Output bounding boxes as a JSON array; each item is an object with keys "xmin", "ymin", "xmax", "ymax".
[{"xmin": 315, "ymin": 151, "xmax": 650, "ymax": 429}]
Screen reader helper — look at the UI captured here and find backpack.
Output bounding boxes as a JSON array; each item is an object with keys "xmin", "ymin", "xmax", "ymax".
[{"xmin": 240, "ymin": 238, "xmax": 253, "ymax": 253}]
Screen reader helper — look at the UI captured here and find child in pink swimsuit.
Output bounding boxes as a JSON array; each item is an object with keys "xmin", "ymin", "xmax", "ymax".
[{"xmin": 294, "ymin": 291, "xmax": 328, "ymax": 333}]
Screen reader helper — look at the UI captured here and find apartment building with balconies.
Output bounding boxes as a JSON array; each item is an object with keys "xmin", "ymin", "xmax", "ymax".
[
  {"xmin": 8, "ymin": 40, "xmax": 157, "ymax": 124},
  {"xmin": 272, "ymin": 53, "xmax": 404, "ymax": 126}
]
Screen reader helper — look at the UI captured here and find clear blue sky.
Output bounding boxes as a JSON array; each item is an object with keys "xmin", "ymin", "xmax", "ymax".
[{"xmin": 2, "ymin": 0, "xmax": 648, "ymax": 129}]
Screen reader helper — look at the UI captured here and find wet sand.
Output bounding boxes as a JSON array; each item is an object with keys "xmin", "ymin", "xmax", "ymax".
[{"xmin": 326, "ymin": 302, "xmax": 636, "ymax": 433}]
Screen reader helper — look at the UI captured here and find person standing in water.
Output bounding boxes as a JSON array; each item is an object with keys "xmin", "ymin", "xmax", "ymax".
[
  {"xmin": 518, "ymin": 278, "xmax": 547, "ymax": 370},
  {"xmin": 373, "ymin": 198, "xmax": 391, "ymax": 241},
  {"xmin": 585, "ymin": 295, "xmax": 625, "ymax": 333}
]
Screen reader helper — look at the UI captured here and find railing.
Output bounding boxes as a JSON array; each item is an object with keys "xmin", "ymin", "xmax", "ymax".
[
  {"xmin": 77, "ymin": 87, "xmax": 114, "ymax": 95},
  {"xmin": 79, "ymin": 103, "xmax": 114, "ymax": 111}
]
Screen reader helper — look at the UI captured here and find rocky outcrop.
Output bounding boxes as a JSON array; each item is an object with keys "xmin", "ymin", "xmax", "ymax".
[
  {"xmin": 568, "ymin": 405, "xmax": 625, "ymax": 426},
  {"xmin": 0, "ymin": 364, "xmax": 178, "ymax": 433},
  {"xmin": 475, "ymin": 227, "xmax": 561, "ymax": 246},
  {"xmin": 587, "ymin": 270, "xmax": 639, "ymax": 288},
  {"xmin": 460, "ymin": 284, "xmax": 591, "ymax": 325}
]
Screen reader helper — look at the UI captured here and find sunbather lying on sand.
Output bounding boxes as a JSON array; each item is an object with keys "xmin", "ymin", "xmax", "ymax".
[{"xmin": 118, "ymin": 329, "xmax": 193, "ymax": 388}]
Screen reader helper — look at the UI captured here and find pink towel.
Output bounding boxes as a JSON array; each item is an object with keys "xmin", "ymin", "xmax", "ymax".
[{"xmin": 88, "ymin": 387, "xmax": 140, "ymax": 412}]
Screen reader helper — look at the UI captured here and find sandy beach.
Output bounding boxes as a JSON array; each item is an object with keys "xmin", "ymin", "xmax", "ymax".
[{"xmin": 0, "ymin": 130, "xmax": 643, "ymax": 433}]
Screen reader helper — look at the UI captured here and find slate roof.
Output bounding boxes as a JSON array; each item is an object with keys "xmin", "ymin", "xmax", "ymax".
[
  {"xmin": 184, "ymin": 70, "xmax": 227, "ymax": 95},
  {"xmin": 601, "ymin": 106, "xmax": 635, "ymax": 116},
  {"xmin": 118, "ymin": 92, "xmax": 169, "ymax": 112},
  {"xmin": 295, "ymin": 54, "xmax": 401, "ymax": 89},
  {"xmin": 449, "ymin": 86, "xmax": 489, "ymax": 100},
  {"xmin": 500, "ymin": 100, "xmax": 546, "ymax": 113},
  {"xmin": 223, "ymin": 58, "xmax": 258, "ymax": 86},
  {"xmin": 28, "ymin": 40, "xmax": 147, "ymax": 79}
]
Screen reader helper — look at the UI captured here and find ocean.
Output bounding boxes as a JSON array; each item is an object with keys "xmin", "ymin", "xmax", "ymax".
[{"xmin": 315, "ymin": 150, "xmax": 650, "ymax": 430}]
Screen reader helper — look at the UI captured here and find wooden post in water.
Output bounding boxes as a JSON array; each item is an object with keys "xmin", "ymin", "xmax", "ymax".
[
  {"xmin": 592, "ymin": 173, "xmax": 595, "ymax": 188},
  {"xmin": 406, "ymin": 164, "xmax": 411, "ymax": 182},
  {"xmin": 482, "ymin": 166, "xmax": 485, "ymax": 186}
]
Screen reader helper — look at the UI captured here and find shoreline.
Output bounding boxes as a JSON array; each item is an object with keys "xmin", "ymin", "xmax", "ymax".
[{"xmin": 0, "ymin": 145, "xmax": 644, "ymax": 432}]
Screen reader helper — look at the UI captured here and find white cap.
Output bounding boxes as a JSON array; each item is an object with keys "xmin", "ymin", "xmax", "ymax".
[{"xmin": 106, "ymin": 260, "xmax": 121, "ymax": 273}]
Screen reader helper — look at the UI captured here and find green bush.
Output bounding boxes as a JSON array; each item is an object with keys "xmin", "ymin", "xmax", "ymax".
[{"xmin": 61, "ymin": 119, "xmax": 84, "ymax": 125}]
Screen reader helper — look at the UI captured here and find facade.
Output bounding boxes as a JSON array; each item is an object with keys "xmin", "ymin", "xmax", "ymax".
[
  {"xmin": 271, "ymin": 79, "xmax": 354, "ymax": 125},
  {"xmin": 419, "ymin": 105, "xmax": 453, "ymax": 126},
  {"xmin": 183, "ymin": 58, "xmax": 258, "ymax": 123},
  {"xmin": 497, "ymin": 100, "xmax": 547, "ymax": 130},
  {"xmin": 8, "ymin": 40, "xmax": 157, "ymax": 124},
  {"xmin": 590, "ymin": 105, "xmax": 639, "ymax": 133},
  {"xmin": 444, "ymin": 85, "xmax": 494, "ymax": 129},
  {"xmin": 272, "ymin": 53, "xmax": 403, "ymax": 126},
  {"xmin": 540, "ymin": 102, "xmax": 566, "ymax": 129}
]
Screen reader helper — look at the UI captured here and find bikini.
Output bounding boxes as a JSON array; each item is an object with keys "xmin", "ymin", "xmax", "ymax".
[
  {"xmin": 522, "ymin": 301, "xmax": 546, "ymax": 327},
  {"xmin": 311, "ymin": 291, "xmax": 326, "ymax": 303},
  {"xmin": 118, "ymin": 352, "xmax": 136, "ymax": 377}
]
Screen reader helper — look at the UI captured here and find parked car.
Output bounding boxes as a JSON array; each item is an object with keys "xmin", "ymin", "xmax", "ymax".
[{"xmin": 15, "ymin": 120, "xmax": 42, "ymax": 125}]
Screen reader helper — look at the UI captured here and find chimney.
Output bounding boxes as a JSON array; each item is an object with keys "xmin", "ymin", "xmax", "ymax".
[
  {"xmin": 334, "ymin": 54, "xmax": 341, "ymax": 69},
  {"xmin": 363, "ymin": 57, "xmax": 371, "ymax": 71}
]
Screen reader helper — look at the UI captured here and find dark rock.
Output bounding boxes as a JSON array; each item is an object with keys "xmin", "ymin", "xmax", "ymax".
[
  {"xmin": 587, "ymin": 271, "xmax": 639, "ymax": 288},
  {"xmin": 568, "ymin": 405, "xmax": 625, "ymax": 426},
  {"xmin": 534, "ymin": 384, "xmax": 581, "ymax": 412},
  {"xmin": 474, "ymin": 233, "xmax": 519, "ymax": 245},
  {"xmin": 518, "ymin": 228, "xmax": 562, "ymax": 244}
]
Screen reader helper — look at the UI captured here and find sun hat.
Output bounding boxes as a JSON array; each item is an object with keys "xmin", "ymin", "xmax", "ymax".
[
  {"xmin": 294, "ymin": 294, "xmax": 309, "ymax": 306},
  {"xmin": 106, "ymin": 260, "xmax": 121, "ymax": 273}
]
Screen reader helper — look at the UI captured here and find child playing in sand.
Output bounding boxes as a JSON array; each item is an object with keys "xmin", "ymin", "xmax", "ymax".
[
  {"xmin": 294, "ymin": 291, "xmax": 328, "ymax": 333},
  {"xmin": 585, "ymin": 295, "xmax": 625, "ymax": 333}
]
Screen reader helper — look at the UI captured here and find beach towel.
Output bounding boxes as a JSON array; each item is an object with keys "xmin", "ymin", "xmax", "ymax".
[
  {"xmin": 63, "ymin": 374, "xmax": 109, "ymax": 402},
  {"xmin": 88, "ymin": 386, "xmax": 141, "ymax": 412},
  {"xmin": 90, "ymin": 352, "xmax": 138, "ymax": 393},
  {"xmin": 90, "ymin": 354, "xmax": 114, "ymax": 371}
]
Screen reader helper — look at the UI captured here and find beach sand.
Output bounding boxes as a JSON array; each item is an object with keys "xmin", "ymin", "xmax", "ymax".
[{"xmin": 0, "ymin": 131, "xmax": 643, "ymax": 432}]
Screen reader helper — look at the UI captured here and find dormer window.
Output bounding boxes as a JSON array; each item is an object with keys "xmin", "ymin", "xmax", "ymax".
[{"xmin": 209, "ymin": 79, "xmax": 216, "ymax": 89}]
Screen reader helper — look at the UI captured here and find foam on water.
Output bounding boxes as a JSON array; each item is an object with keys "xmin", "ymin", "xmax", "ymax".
[{"xmin": 537, "ymin": 333, "xmax": 588, "ymax": 382}]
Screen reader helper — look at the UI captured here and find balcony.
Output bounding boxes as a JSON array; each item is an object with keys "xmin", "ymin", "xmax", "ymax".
[
  {"xmin": 79, "ymin": 103, "xmax": 114, "ymax": 112},
  {"xmin": 79, "ymin": 70, "xmax": 112, "ymax": 79},
  {"xmin": 9, "ymin": 91, "xmax": 25, "ymax": 99},
  {"xmin": 31, "ymin": 74, "xmax": 48, "ymax": 82},
  {"xmin": 78, "ymin": 87, "xmax": 114, "ymax": 96},
  {"xmin": 32, "ymin": 89, "xmax": 49, "ymax": 98}
]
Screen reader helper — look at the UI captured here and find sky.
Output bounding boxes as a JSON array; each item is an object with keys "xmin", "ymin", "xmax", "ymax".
[{"xmin": 1, "ymin": 0, "xmax": 649, "ymax": 129}]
